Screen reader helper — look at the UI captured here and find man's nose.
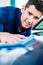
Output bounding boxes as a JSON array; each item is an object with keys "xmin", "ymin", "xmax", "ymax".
[{"xmin": 28, "ymin": 16, "xmax": 33, "ymax": 23}]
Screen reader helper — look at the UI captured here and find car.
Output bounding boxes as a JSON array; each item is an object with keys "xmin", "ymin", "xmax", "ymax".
[{"xmin": 32, "ymin": 15, "xmax": 43, "ymax": 42}]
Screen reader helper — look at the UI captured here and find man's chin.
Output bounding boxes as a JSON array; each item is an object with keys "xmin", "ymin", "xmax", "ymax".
[{"xmin": 23, "ymin": 26, "xmax": 31, "ymax": 29}]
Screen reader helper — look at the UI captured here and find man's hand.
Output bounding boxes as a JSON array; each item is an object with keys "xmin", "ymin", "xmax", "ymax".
[{"xmin": 0, "ymin": 32, "xmax": 26, "ymax": 43}]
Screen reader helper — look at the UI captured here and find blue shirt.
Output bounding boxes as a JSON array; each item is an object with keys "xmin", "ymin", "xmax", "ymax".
[{"xmin": 0, "ymin": 6, "xmax": 31, "ymax": 36}]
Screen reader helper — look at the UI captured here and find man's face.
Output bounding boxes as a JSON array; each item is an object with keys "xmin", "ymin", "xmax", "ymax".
[{"xmin": 21, "ymin": 5, "xmax": 42, "ymax": 29}]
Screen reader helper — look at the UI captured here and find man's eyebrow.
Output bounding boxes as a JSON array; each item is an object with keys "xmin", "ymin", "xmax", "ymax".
[{"xmin": 28, "ymin": 11, "xmax": 33, "ymax": 15}]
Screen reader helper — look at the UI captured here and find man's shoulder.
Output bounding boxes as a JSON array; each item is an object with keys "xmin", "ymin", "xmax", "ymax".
[{"xmin": 0, "ymin": 6, "xmax": 21, "ymax": 18}]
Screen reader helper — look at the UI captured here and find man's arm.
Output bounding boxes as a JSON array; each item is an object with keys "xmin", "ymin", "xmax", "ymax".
[{"xmin": 0, "ymin": 7, "xmax": 26, "ymax": 44}]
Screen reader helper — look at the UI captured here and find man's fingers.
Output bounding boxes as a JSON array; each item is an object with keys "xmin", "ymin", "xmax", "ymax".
[
  {"xmin": 15, "ymin": 34, "xmax": 26, "ymax": 39},
  {"xmin": 0, "ymin": 33, "xmax": 26, "ymax": 44},
  {"xmin": 0, "ymin": 37, "xmax": 22, "ymax": 44}
]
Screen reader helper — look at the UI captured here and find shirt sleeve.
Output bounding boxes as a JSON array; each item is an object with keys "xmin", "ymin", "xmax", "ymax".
[{"xmin": 0, "ymin": 8, "xmax": 4, "ymax": 32}]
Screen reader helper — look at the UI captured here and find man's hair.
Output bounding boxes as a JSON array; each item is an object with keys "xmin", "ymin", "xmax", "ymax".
[{"xmin": 25, "ymin": 0, "xmax": 43, "ymax": 14}]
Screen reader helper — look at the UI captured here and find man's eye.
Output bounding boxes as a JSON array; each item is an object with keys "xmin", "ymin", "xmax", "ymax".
[{"xmin": 34, "ymin": 17, "xmax": 39, "ymax": 20}]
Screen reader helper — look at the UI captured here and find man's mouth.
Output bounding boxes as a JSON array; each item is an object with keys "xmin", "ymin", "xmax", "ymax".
[{"xmin": 25, "ymin": 21, "xmax": 32, "ymax": 26}]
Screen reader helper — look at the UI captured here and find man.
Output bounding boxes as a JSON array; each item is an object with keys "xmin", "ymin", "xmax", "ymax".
[{"xmin": 0, "ymin": 0, "xmax": 43, "ymax": 43}]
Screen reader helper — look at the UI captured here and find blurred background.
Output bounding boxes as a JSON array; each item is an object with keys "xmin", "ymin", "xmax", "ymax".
[{"xmin": 0, "ymin": 0, "xmax": 28, "ymax": 8}]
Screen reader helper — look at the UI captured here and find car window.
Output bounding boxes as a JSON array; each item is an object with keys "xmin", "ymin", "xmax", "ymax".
[
  {"xmin": 32, "ymin": 16, "xmax": 43, "ymax": 36},
  {"xmin": 35, "ymin": 20, "xmax": 43, "ymax": 30},
  {"xmin": 32, "ymin": 16, "xmax": 43, "ymax": 30}
]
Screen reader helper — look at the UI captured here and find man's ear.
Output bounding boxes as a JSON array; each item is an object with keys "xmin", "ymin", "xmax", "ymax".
[{"xmin": 21, "ymin": 5, "xmax": 25, "ymax": 13}]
